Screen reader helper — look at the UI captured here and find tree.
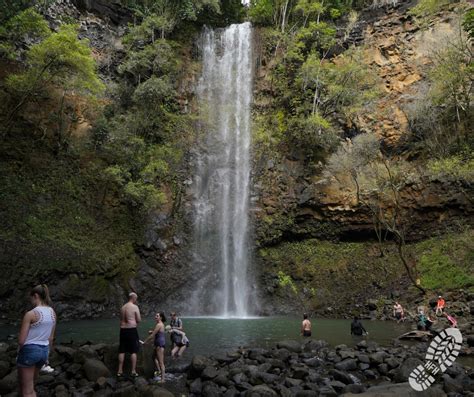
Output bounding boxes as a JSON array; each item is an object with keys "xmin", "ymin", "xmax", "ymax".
[
  {"xmin": 326, "ymin": 134, "xmax": 426, "ymax": 294},
  {"xmin": 0, "ymin": 8, "xmax": 50, "ymax": 59},
  {"xmin": 4, "ymin": 24, "xmax": 104, "ymax": 145}
]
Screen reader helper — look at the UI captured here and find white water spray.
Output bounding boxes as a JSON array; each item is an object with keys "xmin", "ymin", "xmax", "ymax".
[{"xmin": 191, "ymin": 22, "xmax": 254, "ymax": 317}]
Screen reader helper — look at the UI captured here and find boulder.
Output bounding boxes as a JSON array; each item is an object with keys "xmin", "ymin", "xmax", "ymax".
[
  {"xmin": 277, "ymin": 340, "xmax": 302, "ymax": 353},
  {"xmin": 247, "ymin": 384, "xmax": 277, "ymax": 396},
  {"xmin": 189, "ymin": 378, "xmax": 202, "ymax": 394},
  {"xmin": 83, "ymin": 359, "xmax": 111, "ymax": 381},
  {"xmin": 0, "ymin": 361, "xmax": 10, "ymax": 379},
  {"xmin": 369, "ymin": 351, "xmax": 387, "ymax": 365},
  {"xmin": 335, "ymin": 359, "xmax": 358, "ymax": 371},
  {"xmin": 295, "ymin": 391, "xmax": 318, "ymax": 397},
  {"xmin": 393, "ymin": 357, "xmax": 423, "ymax": 383},
  {"xmin": 0, "ymin": 370, "xmax": 17, "ymax": 394},
  {"xmin": 146, "ymin": 385, "xmax": 175, "ymax": 397},
  {"xmin": 329, "ymin": 369, "xmax": 354, "ymax": 385},
  {"xmin": 190, "ymin": 355, "xmax": 213, "ymax": 376},
  {"xmin": 201, "ymin": 365, "xmax": 218, "ymax": 380},
  {"xmin": 341, "ymin": 382, "xmax": 446, "ymax": 396}
]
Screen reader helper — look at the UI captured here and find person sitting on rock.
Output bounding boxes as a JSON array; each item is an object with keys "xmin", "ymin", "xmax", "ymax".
[
  {"xmin": 444, "ymin": 312, "xmax": 457, "ymax": 328},
  {"xmin": 166, "ymin": 325, "xmax": 189, "ymax": 359},
  {"xmin": 393, "ymin": 301, "xmax": 405, "ymax": 323},
  {"xmin": 417, "ymin": 310, "xmax": 428, "ymax": 331},
  {"xmin": 351, "ymin": 316, "xmax": 368, "ymax": 336},
  {"xmin": 436, "ymin": 295, "xmax": 445, "ymax": 316},
  {"xmin": 301, "ymin": 313, "xmax": 312, "ymax": 337}
]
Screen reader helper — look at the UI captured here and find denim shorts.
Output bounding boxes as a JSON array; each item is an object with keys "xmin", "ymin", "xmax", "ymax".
[{"xmin": 17, "ymin": 344, "xmax": 49, "ymax": 368}]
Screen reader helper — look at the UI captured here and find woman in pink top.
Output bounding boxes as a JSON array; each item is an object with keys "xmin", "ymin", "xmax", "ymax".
[{"xmin": 17, "ymin": 284, "xmax": 56, "ymax": 397}]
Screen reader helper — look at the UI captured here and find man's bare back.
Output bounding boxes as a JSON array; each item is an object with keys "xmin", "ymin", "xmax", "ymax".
[
  {"xmin": 120, "ymin": 301, "xmax": 141, "ymax": 329},
  {"xmin": 302, "ymin": 319, "xmax": 311, "ymax": 331}
]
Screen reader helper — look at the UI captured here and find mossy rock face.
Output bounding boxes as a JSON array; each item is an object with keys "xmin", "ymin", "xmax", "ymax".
[{"xmin": 256, "ymin": 230, "xmax": 474, "ymax": 316}]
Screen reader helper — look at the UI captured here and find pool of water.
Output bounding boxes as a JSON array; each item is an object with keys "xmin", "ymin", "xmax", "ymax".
[
  {"xmin": 2, "ymin": 316, "xmax": 472, "ymax": 367},
  {"xmin": 1, "ymin": 316, "xmax": 413, "ymax": 353}
]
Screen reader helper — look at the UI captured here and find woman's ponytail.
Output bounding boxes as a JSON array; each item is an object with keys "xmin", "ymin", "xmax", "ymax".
[
  {"xmin": 30, "ymin": 284, "xmax": 52, "ymax": 306},
  {"xmin": 42, "ymin": 284, "xmax": 52, "ymax": 306}
]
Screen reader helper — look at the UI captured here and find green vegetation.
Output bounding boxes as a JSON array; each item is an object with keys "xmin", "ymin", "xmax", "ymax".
[
  {"xmin": 416, "ymin": 232, "xmax": 474, "ymax": 290},
  {"xmin": 261, "ymin": 229, "xmax": 474, "ymax": 311},
  {"xmin": 249, "ymin": 0, "xmax": 379, "ymax": 158}
]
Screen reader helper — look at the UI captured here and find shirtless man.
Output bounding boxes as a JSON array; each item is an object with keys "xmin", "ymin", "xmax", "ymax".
[
  {"xmin": 117, "ymin": 292, "xmax": 141, "ymax": 377},
  {"xmin": 393, "ymin": 301, "xmax": 404, "ymax": 323},
  {"xmin": 301, "ymin": 313, "xmax": 312, "ymax": 337}
]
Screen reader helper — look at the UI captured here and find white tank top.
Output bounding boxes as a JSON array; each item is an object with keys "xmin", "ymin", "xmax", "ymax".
[{"xmin": 24, "ymin": 306, "xmax": 56, "ymax": 346}]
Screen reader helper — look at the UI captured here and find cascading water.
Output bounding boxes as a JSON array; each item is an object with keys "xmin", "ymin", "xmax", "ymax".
[{"xmin": 191, "ymin": 22, "xmax": 254, "ymax": 318}]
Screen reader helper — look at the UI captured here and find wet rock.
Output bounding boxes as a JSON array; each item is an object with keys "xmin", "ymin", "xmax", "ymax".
[
  {"xmin": 285, "ymin": 377, "xmax": 302, "ymax": 387},
  {"xmin": 223, "ymin": 387, "xmax": 239, "ymax": 397},
  {"xmin": 201, "ymin": 381, "xmax": 220, "ymax": 397},
  {"xmin": 343, "ymin": 382, "xmax": 446, "ymax": 396},
  {"xmin": 146, "ymin": 385, "xmax": 175, "ymax": 397},
  {"xmin": 56, "ymin": 345, "xmax": 77, "ymax": 358},
  {"xmin": 291, "ymin": 364, "xmax": 309, "ymax": 379},
  {"xmin": 303, "ymin": 357, "xmax": 322, "ymax": 368},
  {"xmin": 0, "ymin": 361, "xmax": 10, "ymax": 379},
  {"xmin": 295, "ymin": 391, "xmax": 318, "ymax": 397},
  {"xmin": 369, "ymin": 351, "xmax": 388, "ymax": 365},
  {"xmin": 393, "ymin": 357, "xmax": 423, "ymax": 383},
  {"xmin": 0, "ymin": 370, "xmax": 18, "ymax": 394},
  {"xmin": 442, "ymin": 374, "xmax": 464, "ymax": 394},
  {"xmin": 277, "ymin": 340, "xmax": 302, "ymax": 353},
  {"xmin": 190, "ymin": 355, "xmax": 213, "ymax": 376},
  {"xmin": 189, "ymin": 378, "xmax": 202, "ymax": 394},
  {"xmin": 329, "ymin": 369, "xmax": 354, "ymax": 385},
  {"xmin": 343, "ymin": 384, "xmax": 367, "ymax": 394},
  {"xmin": 467, "ymin": 335, "xmax": 474, "ymax": 347},
  {"xmin": 319, "ymin": 385, "xmax": 337, "ymax": 396},
  {"xmin": 247, "ymin": 384, "xmax": 277, "ymax": 396},
  {"xmin": 201, "ymin": 365, "xmax": 218, "ymax": 380},
  {"xmin": 335, "ymin": 358, "xmax": 358, "ymax": 371},
  {"xmin": 83, "ymin": 359, "xmax": 111, "ymax": 381},
  {"xmin": 330, "ymin": 380, "xmax": 347, "ymax": 392}
]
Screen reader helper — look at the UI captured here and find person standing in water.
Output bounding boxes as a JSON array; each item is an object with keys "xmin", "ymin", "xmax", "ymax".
[
  {"xmin": 393, "ymin": 301, "xmax": 405, "ymax": 323},
  {"xmin": 143, "ymin": 312, "xmax": 166, "ymax": 383},
  {"xmin": 17, "ymin": 284, "xmax": 56, "ymax": 397},
  {"xmin": 117, "ymin": 292, "xmax": 141, "ymax": 378},
  {"xmin": 351, "ymin": 316, "xmax": 368, "ymax": 336},
  {"xmin": 301, "ymin": 313, "xmax": 312, "ymax": 337}
]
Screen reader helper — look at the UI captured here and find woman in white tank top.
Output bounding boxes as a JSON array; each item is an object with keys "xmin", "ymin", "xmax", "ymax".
[{"xmin": 17, "ymin": 284, "xmax": 56, "ymax": 397}]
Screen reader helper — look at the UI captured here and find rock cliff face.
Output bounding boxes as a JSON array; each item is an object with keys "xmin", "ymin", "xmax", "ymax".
[{"xmin": 250, "ymin": 1, "xmax": 473, "ymax": 314}]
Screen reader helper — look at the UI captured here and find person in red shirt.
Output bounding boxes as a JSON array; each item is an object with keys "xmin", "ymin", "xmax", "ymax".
[{"xmin": 436, "ymin": 295, "xmax": 445, "ymax": 316}]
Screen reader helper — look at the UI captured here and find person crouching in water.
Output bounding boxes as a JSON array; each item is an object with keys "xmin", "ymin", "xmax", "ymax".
[
  {"xmin": 166, "ymin": 325, "xmax": 189, "ymax": 359},
  {"xmin": 301, "ymin": 313, "xmax": 312, "ymax": 337},
  {"xmin": 17, "ymin": 284, "xmax": 56, "ymax": 397},
  {"xmin": 143, "ymin": 312, "xmax": 166, "ymax": 383}
]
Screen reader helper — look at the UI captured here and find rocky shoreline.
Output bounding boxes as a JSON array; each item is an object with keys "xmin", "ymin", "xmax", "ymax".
[{"xmin": 0, "ymin": 333, "xmax": 473, "ymax": 397}]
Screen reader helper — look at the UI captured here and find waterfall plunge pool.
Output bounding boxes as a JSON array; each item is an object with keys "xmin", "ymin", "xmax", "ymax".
[
  {"xmin": 2, "ymin": 317, "xmax": 471, "ymax": 366},
  {"xmin": 0, "ymin": 316, "xmax": 417, "ymax": 351}
]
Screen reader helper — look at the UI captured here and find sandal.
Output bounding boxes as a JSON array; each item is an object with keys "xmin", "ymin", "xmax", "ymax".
[
  {"xmin": 116, "ymin": 373, "xmax": 123, "ymax": 378},
  {"xmin": 131, "ymin": 372, "xmax": 139, "ymax": 378}
]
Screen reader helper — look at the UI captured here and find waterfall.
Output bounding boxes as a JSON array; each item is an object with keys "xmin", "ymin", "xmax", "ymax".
[{"xmin": 191, "ymin": 22, "xmax": 254, "ymax": 318}]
